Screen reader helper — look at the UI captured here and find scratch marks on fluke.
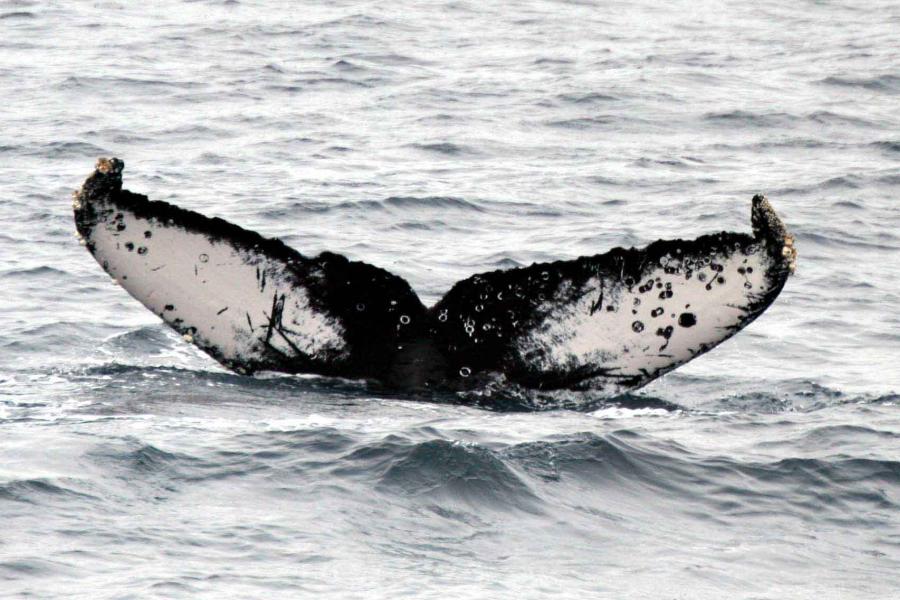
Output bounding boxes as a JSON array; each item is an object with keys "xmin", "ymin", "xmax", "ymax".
[
  {"xmin": 589, "ymin": 280, "xmax": 604, "ymax": 315},
  {"xmin": 73, "ymin": 158, "xmax": 795, "ymax": 399}
]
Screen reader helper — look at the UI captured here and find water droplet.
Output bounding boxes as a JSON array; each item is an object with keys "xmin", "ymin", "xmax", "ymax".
[
  {"xmin": 199, "ymin": 253, "xmax": 209, "ymax": 263},
  {"xmin": 438, "ymin": 313, "xmax": 448, "ymax": 322},
  {"xmin": 399, "ymin": 315, "xmax": 410, "ymax": 325},
  {"xmin": 632, "ymin": 321, "xmax": 644, "ymax": 333},
  {"xmin": 459, "ymin": 367, "xmax": 471, "ymax": 377},
  {"xmin": 475, "ymin": 304, "xmax": 484, "ymax": 312},
  {"xmin": 137, "ymin": 246, "xmax": 148, "ymax": 255},
  {"xmin": 356, "ymin": 303, "xmax": 365, "ymax": 311}
]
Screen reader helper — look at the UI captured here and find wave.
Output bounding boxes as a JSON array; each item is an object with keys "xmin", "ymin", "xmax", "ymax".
[
  {"xmin": 771, "ymin": 173, "xmax": 888, "ymax": 197},
  {"xmin": 703, "ymin": 109, "xmax": 883, "ymax": 129},
  {"xmin": 798, "ymin": 424, "xmax": 900, "ymax": 447},
  {"xmin": 378, "ymin": 439, "xmax": 542, "ymax": 511},
  {"xmin": 59, "ymin": 75, "xmax": 206, "ymax": 93},
  {"xmin": 0, "ymin": 477, "xmax": 96, "ymax": 504},
  {"xmin": 870, "ymin": 140, "xmax": 900, "ymax": 153},
  {"xmin": 556, "ymin": 92, "xmax": 620, "ymax": 105},
  {"xmin": 366, "ymin": 196, "xmax": 486, "ymax": 212},
  {"xmin": 546, "ymin": 116, "xmax": 618, "ymax": 129},
  {"xmin": 44, "ymin": 346, "xmax": 896, "ymax": 415},
  {"xmin": 273, "ymin": 195, "xmax": 487, "ymax": 216},
  {"xmin": 533, "ymin": 57, "xmax": 574, "ymax": 66},
  {"xmin": 819, "ymin": 74, "xmax": 900, "ymax": 94},
  {"xmin": 93, "ymin": 442, "xmax": 199, "ymax": 474},
  {"xmin": 332, "ymin": 59, "xmax": 365, "ymax": 73},
  {"xmin": 703, "ymin": 110, "xmax": 793, "ymax": 128},
  {"xmin": 408, "ymin": 142, "xmax": 479, "ymax": 156},
  {"xmin": 337, "ymin": 430, "xmax": 900, "ymax": 518},
  {"xmin": 806, "ymin": 110, "xmax": 880, "ymax": 128},
  {"xmin": 0, "ymin": 265, "xmax": 71, "ymax": 278},
  {"xmin": 59, "ymin": 362, "xmax": 378, "ymax": 406},
  {"xmin": 0, "ymin": 11, "xmax": 34, "ymax": 20},
  {"xmin": 791, "ymin": 230, "xmax": 897, "ymax": 251},
  {"xmin": 18, "ymin": 140, "xmax": 108, "ymax": 159},
  {"xmin": 632, "ymin": 156, "xmax": 696, "ymax": 169},
  {"xmin": 2, "ymin": 321, "xmax": 106, "ymax": 352}
]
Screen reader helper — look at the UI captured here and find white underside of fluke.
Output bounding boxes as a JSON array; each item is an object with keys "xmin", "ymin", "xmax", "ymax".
[
  {"xmin": 86, "ymin": 208, "xmax": 347, "ymax": 369},
  {"xmin": 515, "ymin": 247, "xmax": 771, "ymax": 380}
]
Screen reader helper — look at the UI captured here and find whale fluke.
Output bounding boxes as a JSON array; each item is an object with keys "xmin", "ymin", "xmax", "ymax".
[
  {"xmin": 431, "ymin": 197, "xmax": 796, "ymax": 394},
  {"xmin": 73, "ymin": 158, "xmax": 796, "ymax": 395},
  {"xmin": 73, "ymin": 158, "xmax": 433, "ymax": 385}
]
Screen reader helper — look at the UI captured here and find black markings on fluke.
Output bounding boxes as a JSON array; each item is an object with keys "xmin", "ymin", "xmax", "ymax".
[{"xmin": 73, "ymin": 158, "xmax": 795, "ymax": 397}]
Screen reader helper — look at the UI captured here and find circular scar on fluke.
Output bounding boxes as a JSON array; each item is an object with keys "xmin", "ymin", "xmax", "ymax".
[{"xmin": 73, "ymin": 158, "xmax": 796, "ymax": 400}]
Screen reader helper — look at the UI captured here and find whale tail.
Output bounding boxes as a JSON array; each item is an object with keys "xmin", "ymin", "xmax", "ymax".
[
  {"xmin": 430, "ymin": 194, "xmax": 796, "ymax": 394},
  {"xmin": 73, "ymin": 158, "xmax": 795, "ymax": 396},
  {"xmin": 73, "ymin": 158, "xmax": 436, "ymax": 384}
]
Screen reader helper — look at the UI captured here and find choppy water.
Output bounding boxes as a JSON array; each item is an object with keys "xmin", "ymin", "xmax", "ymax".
[{"xmin": 1, "ymin": 0, "xmax": 899, "ymax": 597}]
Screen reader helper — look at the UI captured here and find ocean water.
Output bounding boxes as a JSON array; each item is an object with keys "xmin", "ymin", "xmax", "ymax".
[{"xmin": 1, "ymin": 0, "xmax": 899, "ymax": 597}]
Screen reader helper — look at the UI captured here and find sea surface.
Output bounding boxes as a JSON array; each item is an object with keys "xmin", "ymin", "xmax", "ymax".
[{"xmin": 1, "ymin": 1, "xmax": 898, "ymax": 598}]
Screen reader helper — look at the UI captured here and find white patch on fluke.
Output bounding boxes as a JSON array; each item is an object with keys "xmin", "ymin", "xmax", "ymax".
[
  {"xmin": 85, "ymin": 208, "xmax": 347, "ymax": 366},
  {"xmin": 515, "ymin": 246, "xmax": 772, "ymax": 382}
]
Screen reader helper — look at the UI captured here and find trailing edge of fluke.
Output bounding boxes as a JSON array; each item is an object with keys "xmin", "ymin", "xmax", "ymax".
[{"xmin": 74, "ymin": 158, "xmax": 796, "ymax": 397}]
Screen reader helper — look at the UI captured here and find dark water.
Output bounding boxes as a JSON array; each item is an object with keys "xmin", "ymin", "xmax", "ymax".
[{"xmin": 1, "ymin": 1, "xmax": 898, "ymax": 597}]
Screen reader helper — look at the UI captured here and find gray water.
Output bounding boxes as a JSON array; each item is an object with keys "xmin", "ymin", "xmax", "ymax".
[{"xmin": 1, "ymin": 1, "xmax": 899, "ymax": 598}]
